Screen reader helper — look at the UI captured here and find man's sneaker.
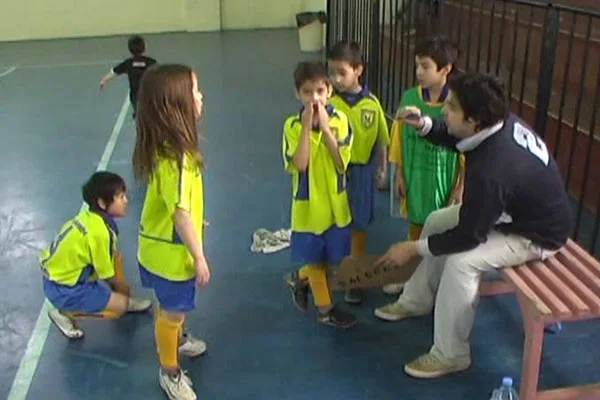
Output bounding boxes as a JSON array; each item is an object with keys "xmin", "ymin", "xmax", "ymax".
[
  {"xmin": 159, "ymin": 369, "xmax": 197, "ymax": 400},
  {"xmin": 374, "ymin": 301, "xmax": 420, "ymax": 321},
  {"xmin": 127, "ymin": 297, "xmax": 152, "ymax": 313},
  {"xmin": 344, "ymin": 288, "xmax": 363, "ymax": 304},
  {"xmin": 178, "ymin": 332, "xmax": 207, "ymax": 358},
  {"xmin": 382, "ymin": 282, "xmax": 405, "ymax": 295},
  {"xmin": 284, "ymin": 272, "xmax": 309, "ymax": 311},
  {"xmin": 317, "ymin": 307, "xmax": 357, "ymax": 329},
  {"xmin": 404, "ymin": 352, "xmax": 471, "ymax": 379},
  {"xmin": 48, "ymin": 309, "xmax": 84, "ymax": 339}
]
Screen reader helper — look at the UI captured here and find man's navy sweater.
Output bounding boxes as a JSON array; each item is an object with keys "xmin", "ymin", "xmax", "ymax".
[{"xmin": 419, "ymin": 112, "xmax": 573, "ymax": 256}]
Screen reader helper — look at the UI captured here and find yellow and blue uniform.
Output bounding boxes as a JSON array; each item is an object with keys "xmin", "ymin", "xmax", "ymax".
[
  {"xmin": 329, "ymin": 87, "xmax": 389, "ymax": 231},
  {"xmin": 137, "ymin": 151, "xmax": 203, "ymax": 312},
  {"xmin": 40, "ymin": 210, "xmax": 118, "ymax": 313},
  {"xmin": 282, "ymin": 104, "xmax": 353, "ymax": 266}
]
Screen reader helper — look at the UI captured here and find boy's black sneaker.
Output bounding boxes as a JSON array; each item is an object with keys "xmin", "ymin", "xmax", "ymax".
[
  {"xmin": 317, "ymin": 307, "xmax": 357, "ymax": 329},
  {"xmin": 344, "ymin": 288, "xmax": 364, "ymax": 304},
  {"xmin": 284, "ymin": 271, "xmax": 309, "ymax": 312}
]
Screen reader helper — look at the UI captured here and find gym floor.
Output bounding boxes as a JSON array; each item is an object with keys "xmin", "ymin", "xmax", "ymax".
[{"xmin": 1, "ymin": 29, "xmax": 598, "ymax": 400}]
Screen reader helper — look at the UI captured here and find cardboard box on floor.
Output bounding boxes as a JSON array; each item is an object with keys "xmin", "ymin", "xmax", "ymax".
[{"xmin": 328, "ymin": 254, "xmax": 420, "ymax": 291}]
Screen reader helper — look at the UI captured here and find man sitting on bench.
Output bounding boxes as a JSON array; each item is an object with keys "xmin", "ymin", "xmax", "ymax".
[{"xmin": 374, "ymin": 71, "xmax": 573, "ymax": 379}]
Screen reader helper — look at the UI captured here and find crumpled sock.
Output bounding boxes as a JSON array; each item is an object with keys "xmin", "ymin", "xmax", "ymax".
[{"xmin": 251, "ymin": 228, "xmax": 291, "ymax": 254}]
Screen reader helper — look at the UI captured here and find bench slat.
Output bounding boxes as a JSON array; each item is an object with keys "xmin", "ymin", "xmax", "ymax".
[
  {"xmin": 502, "ymin": 266, "xmax": 552, "ymax": 315},
  {"xmin": 545, "ymin": 257, "xmax": 600, "ymax": 313},
  {"xmin": 566, "ymin": 239, "xmax": 600, "ymax": 280},
  {"xmin": 517, "ymin": 264, "xmax": 571, "ymax": 316},
  {"xmin": 531, "ymin": 260, "xmax": 590, "ymax": 314},
  {"xmin": 555, "ymin": 250, "xmax": 600, "ymax": 299}
]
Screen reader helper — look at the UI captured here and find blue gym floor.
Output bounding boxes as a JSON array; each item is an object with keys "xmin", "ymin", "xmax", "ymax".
[{"xmin": 1, "ymin": 29, "xmax": 599, "ymax": 400}]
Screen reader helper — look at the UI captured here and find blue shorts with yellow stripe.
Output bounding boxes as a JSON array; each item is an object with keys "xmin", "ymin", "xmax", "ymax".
[
  {"xmin": 138, "ymin": 263, "xmax": 196, "ymax": 312},
  {"xmin": 291, "ymin": 225, "xmax": 350, "ymax": 266}
]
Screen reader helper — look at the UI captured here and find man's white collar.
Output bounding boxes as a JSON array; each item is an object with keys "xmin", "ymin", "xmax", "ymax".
[{"xmin": 456, "ymin": 121, "xmax": 504, "ymax": 152}]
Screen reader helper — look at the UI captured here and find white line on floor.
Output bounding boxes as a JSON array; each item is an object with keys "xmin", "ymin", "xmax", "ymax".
[
  {"xmin": 7, "ymin": 92, "xmax": 130, "ymax": 400},
  {"xmin": 17, "ymin": 60, "xmax": 120, "ymax": 69},
  {"xmin": 0, "ymin": 66, "xmax": 17, "ymax": 78}
]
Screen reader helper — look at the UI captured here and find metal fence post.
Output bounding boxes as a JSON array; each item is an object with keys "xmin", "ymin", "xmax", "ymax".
[
  {"xmin": 369, "ymin": 0, "xmax": 382, "ymax": 94},
  {"xmin": 534, "ymin": 4, "xmax": 560, "ymax": 137}
]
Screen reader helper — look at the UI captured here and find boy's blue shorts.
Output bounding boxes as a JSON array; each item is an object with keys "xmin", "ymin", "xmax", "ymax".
[
  {"xmin": 347, "ymin": 156, "xmax": 377, "ymax": 231},
  {"xmin": 44, "ymin": 278, "xmax": 111, "ymax": 314},
  {"xmin": 139, "ymin": 263, "xmax": 196, "ymax": 313},
  {"xmin": 291, "ymin": 225, "xmax": 350, "ymax": 266}
]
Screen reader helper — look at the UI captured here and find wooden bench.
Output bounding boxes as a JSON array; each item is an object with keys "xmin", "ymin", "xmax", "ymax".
[{"xmin": 479, "ymin": 239, "xmax": 600, "ymax": 400}]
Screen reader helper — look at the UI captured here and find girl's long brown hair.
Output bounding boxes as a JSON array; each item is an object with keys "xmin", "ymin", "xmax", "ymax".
[{"xmin": 132, "ymin": 64, "xmax": 202, "ymax": 183}]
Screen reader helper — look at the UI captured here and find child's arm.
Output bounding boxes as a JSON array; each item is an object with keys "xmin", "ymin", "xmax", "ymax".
[
  {"xmin": 99, "ymin": 71, "xmax": 116, "ymax": 90},
  {"xmin": 388, "ymin": 120, "xmax": 406, "ymax": 199},
  {"xmin": 174, "ymin": 208, "xmax": 210, "ymax": 286},
  {"xmin": 447, "ymin": 154, "xmax": 466, "ymax": 205},
  {"xmin": 318, "ymin": 103, "xmax": 348, "ymax": 172},
  {"xmin": 289, "ymin": 107, "xmax": 314, "ymax": 172}
]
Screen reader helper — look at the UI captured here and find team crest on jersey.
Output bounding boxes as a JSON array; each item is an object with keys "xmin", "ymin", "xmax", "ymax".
[{"xmin": 361, "ymin": 109, "xmax": 376, "ymax": 128}]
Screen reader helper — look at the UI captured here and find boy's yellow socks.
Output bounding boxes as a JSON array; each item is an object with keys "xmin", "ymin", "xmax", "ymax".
[{"xmin": 299, "ymin": 264, "xmax": 331, "ymax": 307}]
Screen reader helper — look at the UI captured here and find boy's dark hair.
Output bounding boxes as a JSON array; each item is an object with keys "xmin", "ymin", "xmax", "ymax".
[
  {"xmin": 294, "ymin": 61, "xmax": 330, "ymax": 89},
  {"xmin": 128, "ymin": 35, "xmax": 146, "ymax": 56},
  {"xmin": 448, "ymin": 72, "xmax": 509, "ymax": 130},
  {"xmin": 414, "ymin": 36, "xmax": 458, "ymax": 70},
  {"xmin": 328, "ymin": 40, "xmax": 363, "ymax": 68},
  {"xmin": 82, "ymin": 171, "xmax": 126, "ymax": 211}
]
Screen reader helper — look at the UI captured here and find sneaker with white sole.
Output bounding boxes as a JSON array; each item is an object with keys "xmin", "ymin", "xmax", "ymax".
[
  {"xmin": 382, "ymin": 282, "xmax": 405, "ymax": 295},
  {"xmin": 127, "ymin": 297, "xmax": 152, "ymax": 313},
  {"xmin": 48, "ymin": 309, "xmax": 84, "ymax": 339},
  {"xmin": 159, "ymin": 369, "xmax": 197, "ymax": 400},
  {"xmin": 374, "ymin": 301, "xmax": 422, "ymax": 321},
  {"xmin": 178, "ymin": 332, "xmax": 207, "ymax": 358},
  {"xmin": 404, "ymin": 352, "xmax": 471, "ymax": 379}
]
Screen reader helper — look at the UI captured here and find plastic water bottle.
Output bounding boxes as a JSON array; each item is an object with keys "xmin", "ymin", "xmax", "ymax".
[{"xmin": 490, "ymin": 377, "xmax": 519, "ymax": 400}]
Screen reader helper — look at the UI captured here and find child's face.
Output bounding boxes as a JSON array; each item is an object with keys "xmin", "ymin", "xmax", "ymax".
[
  {"xmin": 105, "ymin": 191, "xmax": 129, "ymax": 218},
  {"xmin": 442, "ymin": 91, "xmax": 477, "ymax": 138},
  {"xmin": 192, "ymin": 72, "xmax": 203, "ymax": 120},
  {"xmin": 415, "ymin": 55, "xmax": 452, "ymax": 89},
  {"xmin": 295, "ymin": 79, "xmax": 332, "ymax": 108},
  {"xmin": 328, "ymin": 60, "xmax": 363, "ymax": 92}
]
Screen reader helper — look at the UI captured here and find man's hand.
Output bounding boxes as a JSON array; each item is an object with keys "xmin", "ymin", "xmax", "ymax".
[
  {"xmin": 395, "ymin": 106, "xmax": 425, "ymax": 129},
  {"xmin": 375, "ymin": 241, "xmax": 419, "ymax": 269}
]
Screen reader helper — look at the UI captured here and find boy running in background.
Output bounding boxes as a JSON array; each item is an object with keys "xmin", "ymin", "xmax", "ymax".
[
  {"xmin": 384, "ymin": 36, "xmax": 464, "ymax": 295},
  {"xmin": 283, "ymin": 61, "xmax": 356, "ymax": 329},
  {"xmin": 327, "ymin": 41, "xmax": 390, "ymax": 304},
  {"xmin": 40, "ymin": 171, "xmax": 152, "ymax": 339},
  {"xmin": 99, "ymin": 35, "xmax": 157, "ymax": 118}
]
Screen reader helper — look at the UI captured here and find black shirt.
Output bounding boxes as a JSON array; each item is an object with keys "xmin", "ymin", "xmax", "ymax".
[
  {"xmin": 113, "ymin": 55, "xmax": 157, "ymax": 97},
  {"xmin": 421, "ymin": 113, "xmax": 573, "ymax": 256}
]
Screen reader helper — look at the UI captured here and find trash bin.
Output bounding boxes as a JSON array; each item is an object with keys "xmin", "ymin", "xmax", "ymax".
[{"xmin": 296, "ymin": 11, "xmax": 327, "ymax": 52}]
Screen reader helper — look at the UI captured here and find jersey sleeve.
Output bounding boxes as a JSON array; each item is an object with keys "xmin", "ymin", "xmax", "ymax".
[
  {"xmin": 388, "ymin": 120, "xmax": 403, "ymax": 165},
  {"xmin": 159, "ymin": 156, "xmax": 193, "ymax": 214},
  {"xmin": 421, "ymin": 117, "xmax": 462, "ymax": 150},
  {"xmin": 282, "ymin": 117, "xmax": 300, "ymax": 173},
  {"xmin": 112, "ymin": 59, "xmax": 130, "ymax": 75},
  {"xmin": 88, "ymin": 226, "xmax": 115, "ymax": 280},
  {"xmin": 376, "ymin": 102, "xmax": 390, "ymax": 146}
]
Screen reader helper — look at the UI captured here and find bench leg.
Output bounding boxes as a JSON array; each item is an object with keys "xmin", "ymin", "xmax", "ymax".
[{"xmin": 519, "ymin": 298, "xmax": 545, "ymax": 400}]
